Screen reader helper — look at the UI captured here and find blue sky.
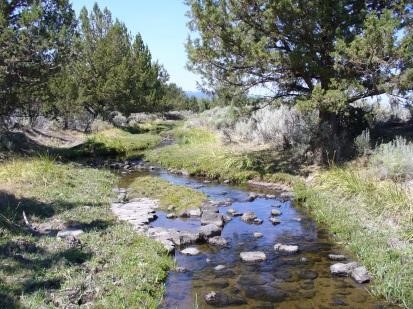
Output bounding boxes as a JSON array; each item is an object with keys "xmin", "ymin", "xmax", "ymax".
[{"xmin": 70, "ymin": 0, "xmax": 199, "ymax": 91}]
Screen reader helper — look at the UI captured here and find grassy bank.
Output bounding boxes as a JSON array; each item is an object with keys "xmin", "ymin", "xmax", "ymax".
[
  {"xmin": 295, "ymin": 167, "xmax": 413, "ymax": 308},
  {"xmin": 0, "ymin": 156, "xmax": 172, "ymax": 308},
  {"xmin": 128, "ymin": 175, "xmax": 206, "ymax": 212},
  {"xmin": 146, "ymin": 127, "xmax": 300, "ymax": 184},
  {"xmin": 146, "ymin": 124, "xmax": 412, "ymax": 307},
  {"xmin": 65, "ymin": 128, "xmax": 162, "ymax": 159}
]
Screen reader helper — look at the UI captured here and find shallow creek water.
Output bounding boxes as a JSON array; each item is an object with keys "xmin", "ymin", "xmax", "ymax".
[{"xmin": 120, "ymin": 168, "xmax": 393, "ymax": 309}]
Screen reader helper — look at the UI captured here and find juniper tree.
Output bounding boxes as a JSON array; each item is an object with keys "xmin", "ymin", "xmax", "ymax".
[
  {"xmin": 186, "ymin": 0, "xmax": 413, "ymax": 160},
  {"xmin": 0, "ymin": 0, "xmax": 76, "ymax": 125},
  {"xmin": 60, "ymin": 3, "xmax": 166, "ymax": 119}
]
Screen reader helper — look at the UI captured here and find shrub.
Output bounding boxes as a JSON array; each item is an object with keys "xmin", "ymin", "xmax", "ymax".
[
  {"xmin": 90, "ymin": 118, "xmax": 114, "ymax": 132},
  {"xmin": 127, "ymin": 113, "xmax": 160, "ymax": 127},
  {"xmin": 369, "ymin": 136, "xmax": 413, "ymax": 181},
  {"xmin": 187, "ymin": 106, "xmax": 242, "ymax": 130},
  {"xmin": 109, "ymin": 111, "xmax": 128, "ymax": 127},
  {"xmin": 233, "ymin": 105, "xmax": 318, "ymax": 154},
  {"xmin": 354, "ymin": 129, "xmax": 371, "ymax": 155},
  {"xmin": 164, "ymin": 110, "xmax": 193, "ymax": 120}
]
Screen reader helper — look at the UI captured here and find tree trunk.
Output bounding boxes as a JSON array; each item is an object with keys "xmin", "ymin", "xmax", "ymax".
[{"xmin": 312, "ymin": 110, "xmax": 351, "ymax": 164}]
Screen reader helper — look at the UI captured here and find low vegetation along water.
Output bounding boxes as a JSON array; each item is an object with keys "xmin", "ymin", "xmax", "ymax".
[{"xmin": 120, "ymin": 167, "xmax": 394, "ymax": 308}]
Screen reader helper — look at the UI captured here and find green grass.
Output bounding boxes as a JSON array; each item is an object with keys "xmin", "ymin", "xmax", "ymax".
[
  {"xmin": 0, "ymin": 156, "xmax": 172, "ymax": 308},
  {"xmin": 146, "ymin": 127, "xmax": 302, "ymax": 184},
  {"xmin": 128, "ymin": 175, "xmax": 206, "ymax": 212},
  {"xmin": 131, "ymin": 120, "xmax": 181, "ymax": 135},
  {"xmin": 261, "ymin": 172, "xmax": 299, "ymax": 186},
  {"xmin": 146, "ymin": 128, "xmax": 260, "ymax": 183},
  {"xmin": 145, "ymin": 124, "xmax": 413, "ymax": 307},
  {"xmin": 295, "ymin": 167, "xmax": 413, "ymax": 308},
  {"xmin": 64, "ymin": 128, "xmax": 162, "ymax": 159}
]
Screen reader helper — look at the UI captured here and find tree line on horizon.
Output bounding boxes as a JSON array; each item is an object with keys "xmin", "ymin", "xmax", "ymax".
[
  {"xmin": 0, "ymin": 1, "xmax": 206, "ymax": 130},
  {"xmin": 2, "ymin": 0, "xmax": 412, "ymax": 162}
]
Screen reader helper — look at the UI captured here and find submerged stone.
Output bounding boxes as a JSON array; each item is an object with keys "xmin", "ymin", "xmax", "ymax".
[
  {"xmin": 271, "ymin": 209, "xmax": 282, "ymax": 216},
  {"xmin": 207, "ymin": 279, "xmax": 229, "ymax": 289},
  {"xmin": 330, "ymin": 262, "xmax": 358, "ymax": 276},
  {"xmin": 328, "ymin": 254, "xmax": 346, "ymax": 261},
  {"xmin": 181, "ymin": 247, "xmax": 200, "ymax": 256},
  {"xmin": 274, "ymin": 243, "xmax": 299, "ymax": 253},
  {"xmin": 244, "ymin": 286, "xmax": 287, "ymax": 302},
  {"xmin": 270, "ymin": 217, "xmax": 281, "ymax": 225},
  {"xmin": 299, "ymin": 270, "xmax": 319, "ymax": 280},
  {"xmin": 238, "ymin": 275, "xmax": 268, "ymax": 286},
  {"xmin": 240, "ymin": 251, "xmax": 266, "ymax": 262},
  {"xmin": 204, "ymin": 291, "xmax": 246, "ymax": 307}
]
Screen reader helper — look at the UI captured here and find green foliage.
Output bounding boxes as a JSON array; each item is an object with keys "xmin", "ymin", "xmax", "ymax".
[
  {"xmin": 186, "ymin": 1, "xmax": 411, "ymax": 110},
  {"xmin": 146, "ymin": 128, "xmax": 259, "ymax": 182},
  {"xmin": 354, "ymin": 129, "xmax": 371, "ymax": 156},
  {"xmin": 66, "ymin": 128, "xmax": 161, "ymax": 158},
  {"xmin": 128, "ymin": 175, "xmax": 206, "ymax": 212},
  {"xmin": 54, "ymin": 4, "xmax": 166, "ymax": 118},
  {"xmin": 146, "ymin": 127, "xmax": 302, "ymax": 183},
  {"xmin": 186, "ymin": 0, "xmax": 412, "ymax": 160},
  {"xmin": 0, "ymin": 0, "xmax": 77, "ymax": 122},
  {"xmin": 295, "ymin": 167, "xmax": 413, "ymax": 307},
  {"xmin": 160, "ymin": 83, "xmax": 209, "ymax": 112},
  {"xmin": 1, "ymin": 1, "xmax": 205, "ymax": 125},
  {"xmin": 370, "ymin": 136, "xmax": 413, "ymax": 181},
  {"xmin": 0, "ymin": 157, "xmax": 172, "ymax": 308}
]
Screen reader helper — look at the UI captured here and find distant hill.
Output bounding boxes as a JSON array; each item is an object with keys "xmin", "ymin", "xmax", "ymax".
[{"xmin": 185, "ymin": 91, "xmax": 210, "ymax": 99}]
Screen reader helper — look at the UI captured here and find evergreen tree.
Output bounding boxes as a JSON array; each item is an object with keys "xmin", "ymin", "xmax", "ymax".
[
  {"xmin": 0, "ymin": 0, "xmax": 76, "ymax": 124},
  {"xmin": 64, "ymin": 3, "xmax": 166, "ymax": 118},
  {"xmin": 186, "ymin": 0, "xmax": 413, "ymax": 160}
]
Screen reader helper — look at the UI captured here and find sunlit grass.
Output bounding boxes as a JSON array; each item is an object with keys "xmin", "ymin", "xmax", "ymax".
[
  {"xmin": 0, "ymin": 156, "xmax": 172, "ymax": 308},
  {"xmin": 369, "ymin": 136, "xmax": 413, "ymax": 181},
  {"xmin": 65, "ymin": 128, "xmax": 161, "ymax": 158},
  {"xmin": 128, "ymin": 175, "xmax": 206, "ymax": 212},
  {"xmin": 146, "ymin": 128, "xmax": 260, "ymax": 183},
  {"xmin": 295, "ymin": 166, "xmax": 413, "ymax": 308}
]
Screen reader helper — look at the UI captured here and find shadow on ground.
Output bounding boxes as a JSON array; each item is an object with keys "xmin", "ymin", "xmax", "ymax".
[
  {"xmin": 242, "ymin": 148, "xmax": 309, "ymax": 176},
  {"xmin": 0, "ymin": 191, "xmax": 113, "ymax": 308},
  {"xmin": 120, "ymin": 121, "xmax": 176, "ymax": 135},
  {"xmin": 0, "ymin": 130, "xmax": 144, "ymax": 165},
  {"xmin": 371, "ymin": 121, "xmax": 413, "ymax": 144}
]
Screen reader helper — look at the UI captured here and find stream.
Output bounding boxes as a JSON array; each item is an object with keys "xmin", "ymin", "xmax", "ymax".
[{"xmin": 119, "ymin": 166, "xmax": 393, "ymax": 309}]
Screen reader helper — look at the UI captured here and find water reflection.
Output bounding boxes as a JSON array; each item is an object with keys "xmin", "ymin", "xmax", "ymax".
[{"xmin": 122, "ymin": 170, "xmax": 393, "ymax": 309}]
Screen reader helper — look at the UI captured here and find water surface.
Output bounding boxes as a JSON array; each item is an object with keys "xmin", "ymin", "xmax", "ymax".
[{"xmin": 121, "ymin": 168, "xmax": 393, "ymax": 309}]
